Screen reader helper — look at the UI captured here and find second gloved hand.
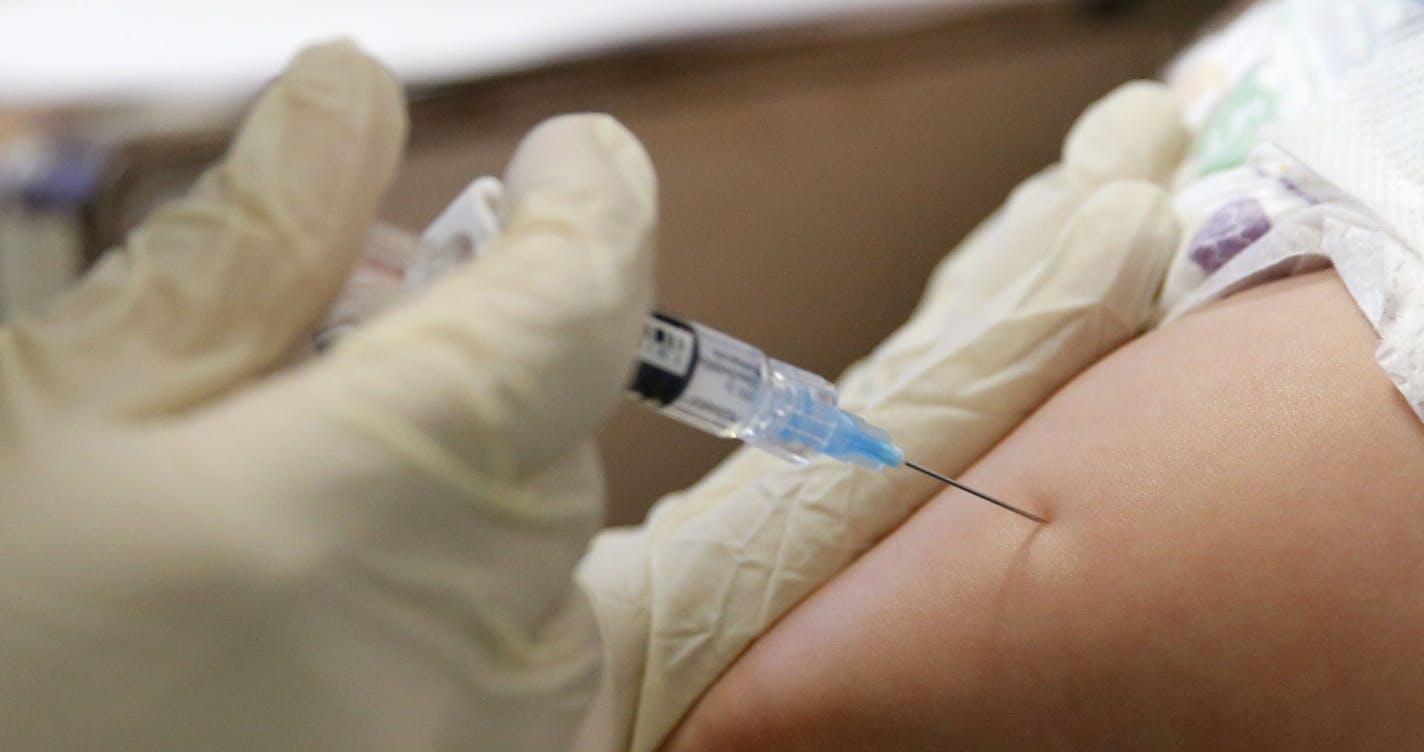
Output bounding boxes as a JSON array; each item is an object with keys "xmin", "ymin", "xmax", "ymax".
[{"xmin": 576, "ymin": 81, "xmax": 1188, "ymax": 752}]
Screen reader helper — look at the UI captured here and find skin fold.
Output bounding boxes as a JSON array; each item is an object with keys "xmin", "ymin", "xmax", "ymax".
[{"xmin": 662, "ymin": 271, "xmax": 1424, "ymax": 751}]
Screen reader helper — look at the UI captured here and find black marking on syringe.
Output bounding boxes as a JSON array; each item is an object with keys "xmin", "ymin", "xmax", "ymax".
[
  {"xmin": 904, "ymin": 460, "xmax": 1046, "ymax": 524},
  {"xmin": 629, "ymin": 312, "xmax": 699, "ymax": 406}
]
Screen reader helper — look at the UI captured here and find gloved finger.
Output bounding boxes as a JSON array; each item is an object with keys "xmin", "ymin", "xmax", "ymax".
[
  {"xmin": 861, "ymin": 181, "xmax": 1181, "ymax": 469},
  {"xmin": 855, "ymin": 80, "xmax": 1186, "ymax": 373},
  {"xmin": 295, "ymin": 114, "xmax": 657, "ymax": 481},
  {"xmin": 693, "ymin": 83, "xmax": 1188, "ymax": 497},
  {"xmin": 578, "ymin": 180, "xmax": 1180, "ymax": 752},
  {"xmin": 1, "ymin": 41, "xmax": 406, "ymax": 419}
]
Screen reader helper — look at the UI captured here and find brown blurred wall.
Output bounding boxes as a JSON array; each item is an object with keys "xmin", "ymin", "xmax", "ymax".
[
  {"xmin": 82, "ymin": 0, "xmax": 1228, "ymax": 524},
  {"xmin": 378, "ymin": 0, "xmax": 1225, "ymax": 523}
]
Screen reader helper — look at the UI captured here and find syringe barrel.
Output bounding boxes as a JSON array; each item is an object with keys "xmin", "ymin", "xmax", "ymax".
[
  {"xmin": 629, "ymin": 312, "xmax": 900, "ymax": 468},
  {"xmin": 629, "ymin": 312, "xmax": 791, "ymax": 445}
]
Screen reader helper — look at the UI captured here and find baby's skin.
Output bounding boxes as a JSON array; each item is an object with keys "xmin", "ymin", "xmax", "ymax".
[{"xmin": 663, "ymin": 271, "xmax": 1424, "ymax": 751}]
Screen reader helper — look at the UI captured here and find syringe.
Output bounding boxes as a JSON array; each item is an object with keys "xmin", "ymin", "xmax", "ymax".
[
  {"xmin": 627, "ymin": 311, "xmax": 1045, "ymax": 523},
  {"xmin": 342, "ymin": 178, "xmax": 1042, "ymax": 523}
]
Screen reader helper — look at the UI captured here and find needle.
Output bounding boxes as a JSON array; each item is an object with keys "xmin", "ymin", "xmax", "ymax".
[{"xmin": 904, "ymin": 460, "xmax": 1046, "ymax": 524}]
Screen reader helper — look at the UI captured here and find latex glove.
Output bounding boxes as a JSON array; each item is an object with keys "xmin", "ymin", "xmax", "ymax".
[
  {"xmin": 0, "ymin": 42, "xmax": 656, "ymax": 752},
  {"xmin": 574, "ymin": 81, "xmax": 1187, "ymax": 752}
]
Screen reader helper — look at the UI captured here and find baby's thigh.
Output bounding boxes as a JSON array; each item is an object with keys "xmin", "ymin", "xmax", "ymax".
[{"xmin": 663, "ymin": 271, "xmax": 1424, "ymax": 751}]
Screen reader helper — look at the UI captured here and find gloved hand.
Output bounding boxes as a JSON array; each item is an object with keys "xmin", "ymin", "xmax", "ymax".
[
  {"xmin": 0, "ymin": 42, "xmax": 655, "ymax": 752},
  {"xmin": 574, "ymin": 81, "xmax": 1188, "ymax": 752}
]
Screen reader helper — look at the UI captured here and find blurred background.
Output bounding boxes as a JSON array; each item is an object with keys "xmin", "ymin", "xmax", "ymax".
[{"xmin": 0, "ymin": 0, "xmax": 1229, "ymax": 523}]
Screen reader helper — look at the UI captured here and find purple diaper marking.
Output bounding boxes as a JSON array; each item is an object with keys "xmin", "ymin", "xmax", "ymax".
[{"xmin": 1188, "ymin": 197, "xmax": 1271, "ymax": 273}]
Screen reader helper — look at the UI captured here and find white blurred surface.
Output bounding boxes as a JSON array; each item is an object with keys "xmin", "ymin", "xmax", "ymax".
[{"xmin": 0, "ymin": 0, "xmax": 1050, "ymax": 105}]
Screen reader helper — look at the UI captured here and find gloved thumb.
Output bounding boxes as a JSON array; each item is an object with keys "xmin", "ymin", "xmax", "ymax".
[
  {"xmin": 836, "ymin": 81, "xmax": 1185, "ymax": 408},
  {"xmin": 307, "ymin": 114, "xmax": 657, "ymax": 479}
]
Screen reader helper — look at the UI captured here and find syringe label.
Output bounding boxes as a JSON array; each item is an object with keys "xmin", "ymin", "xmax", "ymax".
[{"xmin": 639, "ymin": 317, "xmax": 695, "ymax": 376}]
